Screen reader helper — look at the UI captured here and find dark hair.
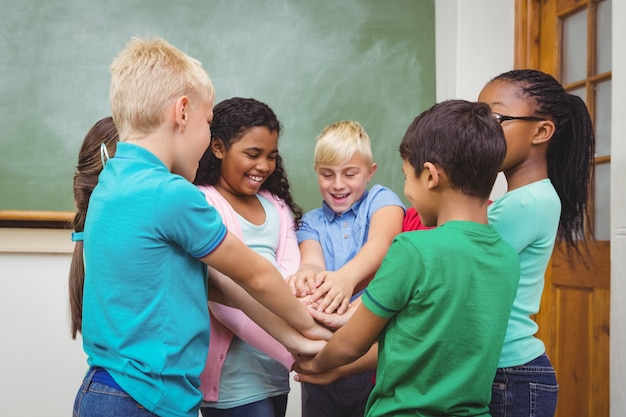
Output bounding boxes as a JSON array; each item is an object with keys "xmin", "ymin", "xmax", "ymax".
[
  {"xmin": 491, "ymin": 69, "xmax": 595, "ymax": 259},
  {"xmin": 399, "ymin": 99, "xmax": 506, "ymax": 200},
  {"xmin": 69, "ymin": 117, "xmax": 119, "ymax": 339},
  {"xmin": 194, "ymin": 97, "xmax": 303, "ymax": 224}
]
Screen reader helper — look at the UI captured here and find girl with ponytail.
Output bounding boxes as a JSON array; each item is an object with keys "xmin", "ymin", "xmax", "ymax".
[{"xmin": 478, "ymin": 69, "xmax": 595, "ymax": 417}]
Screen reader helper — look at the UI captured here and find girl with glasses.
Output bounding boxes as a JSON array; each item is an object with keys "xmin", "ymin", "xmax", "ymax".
[{"xmin": 478, "ymin": 69, "xmax": 595, "ymax": 417}]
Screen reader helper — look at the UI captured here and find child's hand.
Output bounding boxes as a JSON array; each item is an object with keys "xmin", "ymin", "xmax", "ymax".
[
  {"xmin": 287, "ymin": 270, "xmax": 319, "ymax": 297},
  {"xmin": 294, "ymin": 367, "xmax": 344, "ymax": 385},
  {"xmin": 297, "ymin": 295, "xmax": 320, "ymax": 310},
  {"xmin": 309, "ymin": 271, "xmax": 354, "ymax": 314},
  {"xmin": 287, "ymin": 338, "xmax": 327, "ymax": 358},
  {"xmin": 307, "ymin": 297, "xmax": 361, "ymax": 330},
  {"xmin": 298, "ymin": 320, "xmax": 334, "ymax": 344},
  {"xmin": 293, "ymin": 353, "xmax": 321, "ymax": 375}
]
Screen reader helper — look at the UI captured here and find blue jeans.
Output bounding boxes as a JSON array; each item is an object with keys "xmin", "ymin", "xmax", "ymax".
[
  {"xmin": 73, "ymin": 368, "xmax": 158, "ymax": 417},
  {"xmin": 200, "ymin": 394, "xmax": 288, "ymax": 417},
  {"xmin": 490, "ymin": 353, "xmax": 559, "ymax": 417}
]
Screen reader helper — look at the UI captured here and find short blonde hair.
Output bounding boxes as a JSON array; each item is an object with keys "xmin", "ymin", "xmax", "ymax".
[
  {"xmin": 314, "ymin": 120, "xmax": 374, "ymax": 168},
  {"xmin": 109, "ymin": 36, "xmax": 215, "ymax": 141}
]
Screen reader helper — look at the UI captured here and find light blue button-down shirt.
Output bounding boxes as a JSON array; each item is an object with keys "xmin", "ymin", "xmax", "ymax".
[{"xmin": 297, "ymin": 184, "xmax": 405, "ymax": 272}]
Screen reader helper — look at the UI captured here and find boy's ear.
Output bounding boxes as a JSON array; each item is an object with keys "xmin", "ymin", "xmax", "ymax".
[
  {"xmin": 366, "ymin": 163, "xmax": 378, "ymax": 181},
  {"xmin": 532, "ymin": 120, "xmax": 556, "ymax": 145},
  {"xmin": 423, "ymin": 162, "xmax": 441, "ymax": 190},
  {"xmin": 211, "ymin": 138, "xmax": 226, "ymax": 159},
  {"xmin": 175, "ymin": 96, "xmax": 190, "ymax": 131}
]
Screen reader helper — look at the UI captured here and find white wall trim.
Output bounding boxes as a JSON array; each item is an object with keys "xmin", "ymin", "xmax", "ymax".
[{"xmin": 0, "ymin": 228, "xmax": 73, "ymax": 254}]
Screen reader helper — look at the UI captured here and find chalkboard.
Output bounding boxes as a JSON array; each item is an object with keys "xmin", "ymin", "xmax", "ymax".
[{"xmin": 0, "ymin": 0, "xmax": 435, "ymax": 214}]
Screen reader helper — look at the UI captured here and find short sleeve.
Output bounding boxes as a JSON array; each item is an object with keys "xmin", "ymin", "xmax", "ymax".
[
  {"xmin": 488, "ymin": 191, "xmax": 540, "ymax": 253},
  {"xmin": 154, "ymin": 176, "xmax": 227, "ymax": 258},
  {"xmin": 366, "ymin": 185, "xmax": 405, "ymax": 216},
  {"xmin": 362, "ymin": 234, "xmax": 423, "ymax": 318},
  {"xmin": 296, "ymin": 211, "xmax": 322, "ymax": 244}
]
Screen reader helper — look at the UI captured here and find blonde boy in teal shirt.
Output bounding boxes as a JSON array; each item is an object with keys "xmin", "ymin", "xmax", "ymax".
[{"xmin": 72, "ymin": 36, "xmax": 326, "ymax": 417}]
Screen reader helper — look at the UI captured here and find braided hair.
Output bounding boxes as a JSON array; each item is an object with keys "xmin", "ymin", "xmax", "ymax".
[{"xmin": 492, "ymin": 70, "xmax": 595, "ymax": 259}]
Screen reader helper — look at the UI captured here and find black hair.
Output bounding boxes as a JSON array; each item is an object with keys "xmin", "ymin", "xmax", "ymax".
[
  {"xmin": 194, "ymin": 97, "xmax": 303, "ymax": 224},
  {"xmin": 491, "ymin": 69, "xmax": 595, "ymax": 259},
  {"xmin": 399, "ymin": 99, "xmax": 506, "ymax": 200}
]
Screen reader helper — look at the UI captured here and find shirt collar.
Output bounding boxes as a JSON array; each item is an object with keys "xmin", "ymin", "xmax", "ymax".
[{"xmin": 114, "ymin": 142, "xmax": 167, "ymax": 169}]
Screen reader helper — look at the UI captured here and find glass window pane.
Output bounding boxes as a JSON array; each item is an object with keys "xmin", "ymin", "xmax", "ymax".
[
  {"xmin": 562, "ymin": 8, "xmax": 587, "ymax": 84},
  {"xmin": 597, "ymin": 0, "xmax": 612, "ymax": 74},
  {"xmin": 594, "ymin": 162, "xmax": 610, "ymax": 240},
  {"xmin": 595, "ymin": 80, "xmax": 612, "ymax": 157}
]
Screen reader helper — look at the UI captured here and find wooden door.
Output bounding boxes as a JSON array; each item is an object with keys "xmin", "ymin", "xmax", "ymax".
[{"xmin": 515, "ymin": 1, "xmax": 612, "ymax": 416}]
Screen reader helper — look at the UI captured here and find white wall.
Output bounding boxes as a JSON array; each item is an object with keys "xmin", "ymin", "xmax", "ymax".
[
  {"xmin": 0, "ymin": 229, "xmax": 85, "ymax": 416},
  {"xmin": 2, "ymin": 0, "xmax": 624, "ymax": 416},
  {"xmin": 611, "ymin": 1, "xmax": 626, "ymax": 415},
  {"xmin": 435, "ymin": 0, "xmax": 514, "ymax": 198}
]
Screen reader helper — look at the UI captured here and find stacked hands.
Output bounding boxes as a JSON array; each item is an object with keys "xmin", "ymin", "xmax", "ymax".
[
  {"xmin": 288, "ymin": 269, "xmax": 356, "ymax": 315},
  {"xmin": 286, "ymin": 269, "xmax": 362, "ymax": 383}
]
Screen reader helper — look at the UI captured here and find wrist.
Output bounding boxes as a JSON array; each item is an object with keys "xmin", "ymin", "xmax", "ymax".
[{"xmin": 282, "ymin": 329, "xmax": 303, "ymax": 352}]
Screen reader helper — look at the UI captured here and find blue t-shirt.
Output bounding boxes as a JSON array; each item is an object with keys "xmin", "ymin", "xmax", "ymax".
[
  {"xmin": 83, "ymin": 142, "xmax": 227, "ymax": 417},
  {"xmin": 296, "ymin": 184, "xmax": 405, "ymax": 272}
]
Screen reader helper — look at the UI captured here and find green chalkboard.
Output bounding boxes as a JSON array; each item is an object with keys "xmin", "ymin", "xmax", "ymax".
[{"xmin": 0, "ymin": 0, "xmax": 435, "ymax": 213}]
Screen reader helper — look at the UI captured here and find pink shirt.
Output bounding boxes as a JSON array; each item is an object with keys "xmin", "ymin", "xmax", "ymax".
[{"xmin": 197, "ymin": 185, "xmax": 299, "ymax": 401}]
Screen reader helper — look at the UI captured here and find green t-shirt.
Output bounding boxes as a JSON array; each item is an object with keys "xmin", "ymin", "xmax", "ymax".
[{"xmin": 362, "ymin": 221, "xmax": 520, "ymax": 417}]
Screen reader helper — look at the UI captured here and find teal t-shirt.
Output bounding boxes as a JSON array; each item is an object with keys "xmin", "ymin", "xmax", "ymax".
[
  {"xmin": 83, "ymin": 143, "xmax": 227, "ymax": 417},
  {"xmin": 488, "ymin": 179, "xmax": 561, "ymax": 367},
  {"xmin": 362, "ymin": 221, "xmax": 520, "ymax": 417}
]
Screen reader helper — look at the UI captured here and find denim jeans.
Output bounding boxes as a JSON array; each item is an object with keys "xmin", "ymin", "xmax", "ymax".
[
  {"xmin": 200, "ymin": 394, "xmax": 288, "ymax": 417},
  {"xmin": 73, "ymin": 368, "xmax": 158, "ymax": 417},
  {"xmin": 489, "ymin": 353, "xmax": 559, "ymax": 417}
]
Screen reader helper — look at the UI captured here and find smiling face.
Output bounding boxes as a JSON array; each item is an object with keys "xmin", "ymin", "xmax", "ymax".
[
  {"xmin": 315, "ymin": 151, "xmax": 376, "ymax": 214},
  {"xmin": 212, "ymin": 126, "xmax": 279, "ymax": 198}
]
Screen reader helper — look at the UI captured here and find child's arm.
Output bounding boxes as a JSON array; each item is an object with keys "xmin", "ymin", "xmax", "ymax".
[
  {"xmin": 209, "ymin": 300, "xmax": 296, "ymax": 369},
  {"xmin": 294, "ymin": 302, "xmax": 388, "ymax": 373},
  {"xmin": 292, "ymin": 297, "xmax": 372, "ymax": 382},
  {"xmin": 201, "ymin": 231, "xmax": 324, "ymax": 339},
  {"xmin": 209, "ymin": 265, "xmax": 331, "ymax": 357},
  {"xmin": 286, "ymin": 239, "xmax": 326, "ymax": 298},
  {"xmin": 294, "ymin": 343, "xmax": 378, "ymax": 385},
  {"xmin": 311, "ymin": 205, "xmax": 404, "ymax": 314}
]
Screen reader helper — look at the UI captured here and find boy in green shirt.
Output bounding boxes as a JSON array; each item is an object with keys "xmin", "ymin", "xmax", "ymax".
[{"xmin": 295, "ymin": 100, "xmax": 520, "ymax": 417}]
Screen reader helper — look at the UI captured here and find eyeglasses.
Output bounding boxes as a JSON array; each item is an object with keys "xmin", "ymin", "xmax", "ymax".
[{"xmin": 493, "ymin": 113, "xmax": 546, "ymax": 125}]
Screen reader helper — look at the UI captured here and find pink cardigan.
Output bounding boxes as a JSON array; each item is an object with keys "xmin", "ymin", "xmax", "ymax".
[{"xmin": 197, "ymin": 185, "xmax": 299, "ymax": 402}]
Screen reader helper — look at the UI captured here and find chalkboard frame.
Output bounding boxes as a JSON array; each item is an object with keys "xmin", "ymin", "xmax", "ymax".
[{"xmin": 0, "ymin": 210, "xmax": 73, "ymax": 228}]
